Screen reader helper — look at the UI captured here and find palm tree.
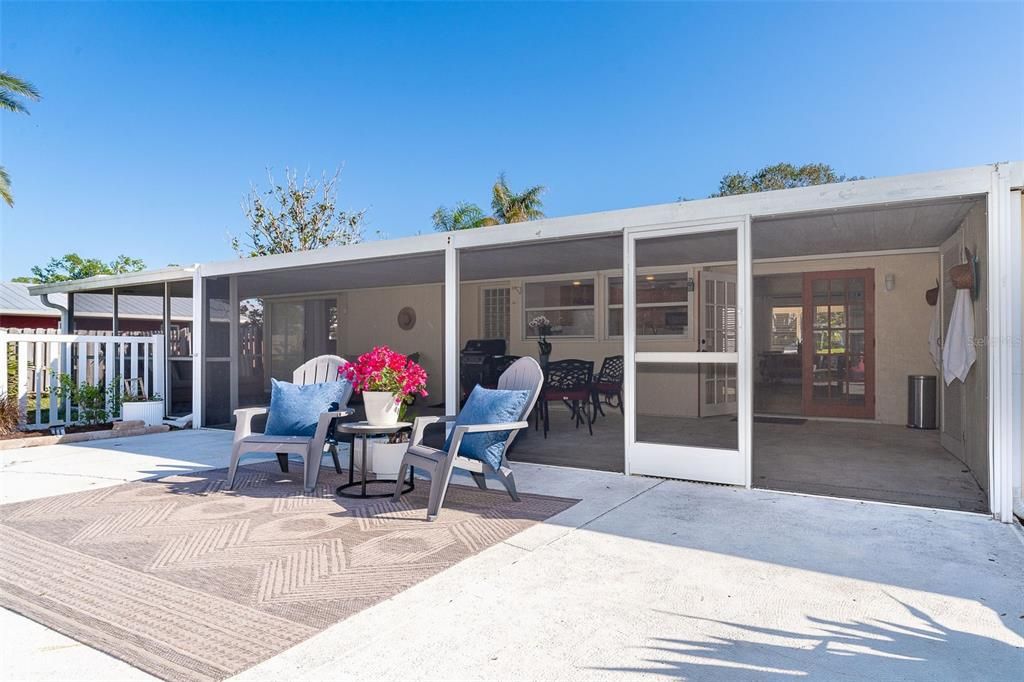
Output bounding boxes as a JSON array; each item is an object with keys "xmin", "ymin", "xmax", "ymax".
[
  {"xmin": 0, "ymin": 71, "xmax": 42, "ymax": 207},
  {"xmin": 491, "ymin": 172, "xmax": 545, "ymax": 223},
  {"xmin": 431, "ymin": 201, "xmax": 497, "ymax": 232}
]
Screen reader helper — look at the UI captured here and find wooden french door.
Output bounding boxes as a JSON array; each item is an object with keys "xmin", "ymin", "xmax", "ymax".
[{"xmin": 801, "ymin": 269, "xmax": 875, "ymax": 419}]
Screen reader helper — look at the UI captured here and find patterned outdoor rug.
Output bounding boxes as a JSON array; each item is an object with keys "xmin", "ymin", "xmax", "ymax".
[{"xmin": 0, "ymin": 462, "xmax": 578, "ymax": 682}]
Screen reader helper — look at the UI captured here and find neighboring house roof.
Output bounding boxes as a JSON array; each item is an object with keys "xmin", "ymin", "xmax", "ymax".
[
  {"xmin": 0, "ymin": 282, "xmax": 56, "ymax": 316},
  {"xmin": 0, "ymin": 282, "xmax": 192, "ymax": 319}
]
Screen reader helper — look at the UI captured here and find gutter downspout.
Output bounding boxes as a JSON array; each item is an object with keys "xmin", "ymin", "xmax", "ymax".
[{"xmin": 40, "ymin": 294, "xmax": 70, "ymax": 332}]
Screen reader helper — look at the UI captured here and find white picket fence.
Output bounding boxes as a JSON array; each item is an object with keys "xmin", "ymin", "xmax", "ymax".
[{"xmin": 1, "ymin": 332, "xmax": 165, "ymax": 430}]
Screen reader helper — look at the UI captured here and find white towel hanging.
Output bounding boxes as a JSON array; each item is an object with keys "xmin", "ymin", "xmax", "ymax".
[{"xmin": 942, "ymin": 289, "xmax": 976, "ymax": 385}]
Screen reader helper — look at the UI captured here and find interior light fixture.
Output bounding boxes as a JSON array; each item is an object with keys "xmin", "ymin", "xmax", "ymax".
[
  {"xmin": 572, "ymin": 280, "xmax": 582, "ymax": 286},
  {"xmin": 645, "ymin": 275, "xmax": 655, "ymax": 281}
]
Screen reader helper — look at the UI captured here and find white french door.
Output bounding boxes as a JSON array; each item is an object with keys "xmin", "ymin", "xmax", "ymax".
[
  {"xmin": 624, "ymin": 218, "xmax": 751, "ymax": 486},
  {"xmin": 699, "ymin": 271, "xmax": 739, "ymax": 418}
]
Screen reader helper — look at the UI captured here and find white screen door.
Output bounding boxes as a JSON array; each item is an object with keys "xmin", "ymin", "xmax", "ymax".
[{"xmin": 624, "ymin": 218, "xmax": 751, "ymax": 486}]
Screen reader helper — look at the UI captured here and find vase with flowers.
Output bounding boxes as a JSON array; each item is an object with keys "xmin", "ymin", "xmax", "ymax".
[
  {"xmin": 528, "ymin": 315, "xmax": 553, "ymax": 369},
  {"xmin": 342, "ymin": 346, "xmax": 429, "ymax": 427}
]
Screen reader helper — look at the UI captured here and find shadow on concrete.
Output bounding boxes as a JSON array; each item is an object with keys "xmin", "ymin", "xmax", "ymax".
[{"xmin": 599, "ymin": 597, "xmax": 1023, "ymax": 680}]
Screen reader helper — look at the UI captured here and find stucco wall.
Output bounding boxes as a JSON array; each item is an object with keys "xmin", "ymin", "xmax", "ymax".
[{"xmin": 338, "ymin": 284, "xmax": 445, "ymax": 401}]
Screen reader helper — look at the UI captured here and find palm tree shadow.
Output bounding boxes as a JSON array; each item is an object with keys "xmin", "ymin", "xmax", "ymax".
[{"xmin": 597, "ymin": 595, "xmax": 1023, "ymax": 680}]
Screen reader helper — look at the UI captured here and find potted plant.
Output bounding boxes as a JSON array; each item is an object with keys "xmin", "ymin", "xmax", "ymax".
[
  {"xmin": 120, "ymin": 378, "xmax": 164, "ymax": 427},
  {"xmin": 529, "ymin": 315, "xmax": 553, "ymax": 368},
  {"xmin": 342, "ymin": 346, "xmax": 428, "ymax": 427}
]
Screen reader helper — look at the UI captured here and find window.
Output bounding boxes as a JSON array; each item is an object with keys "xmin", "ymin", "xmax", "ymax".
[
  {"xmin": 770, "ymin": 305, "xmax": 802, "ymax": 352},
  {"xmin": 608, "ymin": 272, "xmax": 690, "ymax": 337},
  {"xmin": 481, "ymin": 287, "xmax": 510, "ymax": 341},
  {"xmin": 524, "ymin": 278, "xmax": 595, "ymax": 338}
]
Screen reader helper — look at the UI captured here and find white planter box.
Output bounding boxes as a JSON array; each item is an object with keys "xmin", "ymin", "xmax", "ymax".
[
  {"xmin": 352, "ymin": 438, "xmax": 408, "ymax": 478},
  {"xmin": 121, "ymin": 401, "xmax": 164, "ymax": 427}
]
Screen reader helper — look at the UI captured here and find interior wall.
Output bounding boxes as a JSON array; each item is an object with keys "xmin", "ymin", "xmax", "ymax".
[
  {"xmin": 339, "ymin": 283, "xmax": 445, "ymax": 401},
  {"xmin": 754, "ymin": 253, "xmax": 940, "ymax": 425}
]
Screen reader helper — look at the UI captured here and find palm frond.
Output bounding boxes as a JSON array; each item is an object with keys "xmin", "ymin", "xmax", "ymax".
[
  {"xmin": 0, "ymin": 165, "xmax": 13, "ymax": 207},
  {"xmin": 0, "ymin": 91, "xmax": 29, "ymax": 115},
  {"xmin": 0, "ymin": 72, "xmax": 41, "ymax": 101}
]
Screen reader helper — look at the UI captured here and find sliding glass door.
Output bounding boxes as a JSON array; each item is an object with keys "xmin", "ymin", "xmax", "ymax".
[{"xmin": 624, "ymin": 218, "xmax": 751, "ymax": 485}]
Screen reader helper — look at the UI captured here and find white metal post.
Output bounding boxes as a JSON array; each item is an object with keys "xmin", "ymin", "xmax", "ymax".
[
  {"xmin": 229, "ymin": 275, "xmax": 239, "ymax": 414},
  {"xmin": 622, "ymin": 231, "xmax": 636, "ymax": 476},
  {"xmin": 738, "ymin": 215, "xmax": 753, "ymax": 487},
  {"xmin": 152, "ymin": 334, "xmax": 165, "ymax": 403},
  {"xmin": 191, "ymin": 268, "xmax": 204, "ymax": 429},
  {"xmin": 163, "ymin": 281, "xmax": 171, "ymax": 416},
  {"xmin": 987, "ymin": 165, "xmax": 1016, "ymax": 522},
  {"xmin": 0, "ymin": 334, "xmax": 6, "ymax": 399},
  {"xmin": 1011, "ymin": 190, "xmax": 1024, "ymax": 518},
  {"xmin": 444, "ymin": 240, "xmax": 460, "ymax": 416}
]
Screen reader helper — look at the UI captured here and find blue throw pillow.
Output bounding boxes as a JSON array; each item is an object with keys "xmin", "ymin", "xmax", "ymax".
[
  {"xmin": 443, "ymin": 386, "xmax": 530, "ymax": 470},
  {"xmin": 264, "ymin": 379, "xmax": 351, "ymax": 437}
]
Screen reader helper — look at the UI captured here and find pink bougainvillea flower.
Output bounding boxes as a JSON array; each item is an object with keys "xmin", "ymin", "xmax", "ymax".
[{"xmin": 340, "ymin": 346, "xmax": 428, "ymax": 404}]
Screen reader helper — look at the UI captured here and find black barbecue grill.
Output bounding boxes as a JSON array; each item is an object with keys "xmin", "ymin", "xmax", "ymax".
[{"xmin": 460, "ymin": 339, "xmax": 507, "ymax": 401}]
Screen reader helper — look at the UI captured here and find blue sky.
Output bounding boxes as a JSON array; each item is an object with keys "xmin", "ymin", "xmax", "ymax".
[{"xmin": 1, "ymin": 1, "xmax": 1021, "ymax": 279}]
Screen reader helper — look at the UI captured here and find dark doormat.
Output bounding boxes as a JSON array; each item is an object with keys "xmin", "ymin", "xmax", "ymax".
[{"xmin": 732, "ymin": 416, "xmax": 807, "ymax": 425}]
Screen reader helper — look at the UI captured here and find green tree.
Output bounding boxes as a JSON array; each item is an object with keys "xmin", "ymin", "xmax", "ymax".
[
  {"xmin": 232, "ymin": 168, "xmax": 365, "ymax": 257},
  {"xmin": 432, "ymin": 173, "xmax": 546, "ymax": 232},
  {"xmin": 712, "ymin": 162, "xmax": 862, "ymax": 197},
  {"xmin": 0, "ymin": 71, "xmax": 42, "ymax": 207},
  {"xmin": 431, "ymin": 201, "xmax": 497, "ymax": 232},
  {"xmin": 491, "ymin": 172, "xmax": 545, "ymax": 223},
  {"xmin": 12, "ymin": 253, "xmax": 146, "ymax": 284}
]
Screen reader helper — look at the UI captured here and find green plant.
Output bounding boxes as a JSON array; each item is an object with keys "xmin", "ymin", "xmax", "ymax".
[
  {"xmin": 0, "ymin": 70, "xmax": 42, "ymax": 207},
  {"xmin": 0, "ymin": 393, "xmax": 22, "ymax": 435},
  {"xmin": 55, "ymin": 374, "xmax": 122, "ymax": 425},
  {"xmin": 122, "ymin": 392, "xmax": 162, "ymax": 403}
]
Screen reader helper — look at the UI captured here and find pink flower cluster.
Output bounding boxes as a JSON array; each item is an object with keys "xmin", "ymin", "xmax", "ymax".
[{"xmin": 340, "ymin": 346, "xmax": 428, "ymax": 402}]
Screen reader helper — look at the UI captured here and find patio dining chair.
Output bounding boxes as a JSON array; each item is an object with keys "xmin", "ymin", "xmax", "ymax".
[
  {"xmin": 591, "ymin": 355, "xmax": 624, "ymax": 417},
  {"xmin": 392, "ymin": 357, "xmax": 543, "ymax": 521},
  {"xmin": 228, "ymin": 355, "xmax": 354, "ymax": 493},
  {"xmin": 538, "ymin": 359, "xmax": 595, "ymax": 437}
]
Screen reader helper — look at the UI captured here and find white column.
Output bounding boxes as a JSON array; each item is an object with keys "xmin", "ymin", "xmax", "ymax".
[
  {"xmin": 622, "ymin": 230, "xmax": 635, "ymax": 476},
  {"xmin": 163, "ymin": 281, "xmax": 172, "ymax": 417},
  {"xmin": 1012, "ymin": 190, "xmax": 1024, "ymax": 519},
  {"xmin": 444, "ymin": 240, "xmax": 460, "ymax": 416},
  {"xmin": 229, "ymin": 275, "xmax": 239, "ymax": 414},
  {"xmin": 191, "ymin": 268, "xmax": 204, "ymax": 429},
  {"xmin": 987, "ymin": 164, "xmax": 1015, "ymax": 522},
  {"xmin": 738, "ymin": 215, "xmax": 754, "ymax": 488}
]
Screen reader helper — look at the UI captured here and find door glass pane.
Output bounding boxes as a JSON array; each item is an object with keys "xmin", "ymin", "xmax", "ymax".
[
  {"xmin": 633, "ymin": 228, "xmax": 738, "ymax": 452},
  {"xmin": 637, "ymin": 363, "xmax": 738, "ymax": 451}
]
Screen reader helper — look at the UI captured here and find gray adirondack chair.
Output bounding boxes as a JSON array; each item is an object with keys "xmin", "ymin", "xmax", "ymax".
[
  {"xmin": 228, "ymin": 355, "xmax": 353, "ymax": 493},
  {"xmin": 393, "ymin": 356, "xmax": 543, "ymax": 520}
]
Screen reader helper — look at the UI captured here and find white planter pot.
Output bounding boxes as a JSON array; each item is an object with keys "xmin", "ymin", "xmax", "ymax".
[
  {"xmin": 121, "ymin": 400, "xmax": 164, "ymax": 427},
  {"xmin": 363, "ymin": 391, "xmax": 400, "ymax": 427},
  {"xmin": 351, "ymin": 438, "xmax": 407, "ymax": 478}
]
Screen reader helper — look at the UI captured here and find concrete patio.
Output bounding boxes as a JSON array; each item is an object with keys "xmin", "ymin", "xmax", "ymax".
[{"xmin": 1, "ymin": 429, "xmax": 1022, "ymax": 681}]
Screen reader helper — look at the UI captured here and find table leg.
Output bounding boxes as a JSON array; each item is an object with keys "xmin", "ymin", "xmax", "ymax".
[
  {"xmin": 360, "ymin": 434, "xmax": 368, "ymax": 497},
  {"xmin": 347, "ymin": 440, "xmax": 354, "ymax": 485}
]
